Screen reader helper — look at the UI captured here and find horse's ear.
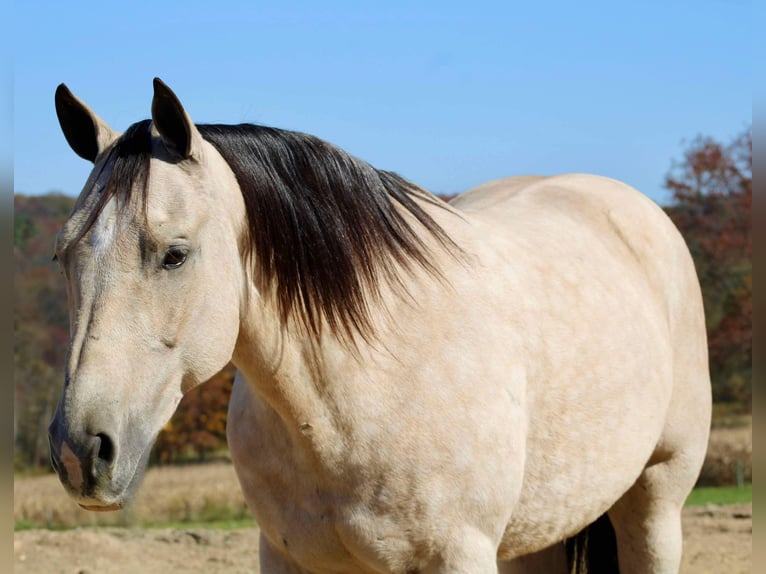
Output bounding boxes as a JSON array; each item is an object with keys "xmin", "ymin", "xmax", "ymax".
[
  {"xmin": 55, "ymin": 84, "xmax": 120, "ymax": 163},
  {"xmin": 151, "ymin": 78, "xmax": 202, "ymax": 160}
]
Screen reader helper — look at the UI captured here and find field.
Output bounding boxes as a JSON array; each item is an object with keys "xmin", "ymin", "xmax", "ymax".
[{"xmin": 14, "ymin": 425, "xmax": 751, "ymax": 573}]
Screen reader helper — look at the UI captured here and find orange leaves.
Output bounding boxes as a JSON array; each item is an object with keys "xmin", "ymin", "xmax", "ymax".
[
  {"xmin": 152, "ymin": 364, "xmax": 236, "ymax": 464},
  {"xmin": 664, "ymin": 127, "xmax": 751, "ymax": 408}
]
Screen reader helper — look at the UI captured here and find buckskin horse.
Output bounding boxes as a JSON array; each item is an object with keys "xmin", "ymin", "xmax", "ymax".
[{"xmin": 48, "ymin": 78, "xmax": 710, "ymax": 573}]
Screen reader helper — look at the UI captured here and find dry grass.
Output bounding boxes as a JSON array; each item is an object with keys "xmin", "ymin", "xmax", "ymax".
[
  {"xmin": 14, "ymin": 461, "xmax": 249, "ymax": 529},
  {"xmin": 697, "ymin": 423, "xmax": 752, "ymax": 487}
]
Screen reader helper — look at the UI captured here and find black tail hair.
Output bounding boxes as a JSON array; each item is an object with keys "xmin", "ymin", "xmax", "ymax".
[{"xmin": 566, "ymin": 513, "xmax": 619, "ymax": 573}]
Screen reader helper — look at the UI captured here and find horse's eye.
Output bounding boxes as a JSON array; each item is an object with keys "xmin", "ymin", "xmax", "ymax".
[{"xmin": 162, "ymin": 247, "xmax": 188, "ymax": 270}]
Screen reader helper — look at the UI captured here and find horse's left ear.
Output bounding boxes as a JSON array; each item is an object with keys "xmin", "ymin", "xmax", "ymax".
[
  {"xmin": 55, "ymin": 84, "xmax": 121, "ymax": 163},
  {"xmin": 151, "ymin": 78, "xmax": 203, "ymax": 159}
]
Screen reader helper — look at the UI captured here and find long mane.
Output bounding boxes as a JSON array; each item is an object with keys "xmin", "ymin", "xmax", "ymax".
[{"xmin": 71, "ymin": 120, "xmax": 460, "ymax": 341}]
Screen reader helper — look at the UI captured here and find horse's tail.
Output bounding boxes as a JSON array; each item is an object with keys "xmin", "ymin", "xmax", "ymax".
[{"xmin": 565, "ymin": 513, "xmax": 619, "ymax": 574}]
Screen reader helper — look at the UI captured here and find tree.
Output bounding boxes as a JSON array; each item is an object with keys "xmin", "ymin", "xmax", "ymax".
[
  {"xmin": 152, "ymin": 364, "xmax": 236, "ymax": 464},
  {"xmin": 14, "ymin": 194, "xmax": 74, "ymax": 468},
  {"xmin": 664, "ymin": 127, "xmax": 751, "ymax": 408}
]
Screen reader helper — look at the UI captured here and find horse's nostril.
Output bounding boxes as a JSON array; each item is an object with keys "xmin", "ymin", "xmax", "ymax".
[{"xmin": 96, "ymin": 433, "xmax": 115, "ymax": 465}]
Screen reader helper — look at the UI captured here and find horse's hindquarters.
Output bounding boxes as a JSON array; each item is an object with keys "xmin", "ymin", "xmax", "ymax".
[{"xmin": 455, "ymin": 175, "xmax": 711, "ymax": 559}]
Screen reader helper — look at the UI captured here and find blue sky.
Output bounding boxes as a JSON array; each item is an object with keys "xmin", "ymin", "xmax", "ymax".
[{"xmin": 14, "ymin": 1, "xmax": 751, "ymax": 205}]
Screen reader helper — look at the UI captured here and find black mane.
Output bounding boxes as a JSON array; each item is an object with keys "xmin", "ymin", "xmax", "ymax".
[{"xmin": 73, "ymin": 120, "xmax": 459, "ymax": 341}]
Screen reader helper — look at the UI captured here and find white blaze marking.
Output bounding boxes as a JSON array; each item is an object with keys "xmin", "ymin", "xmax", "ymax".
[{"xmin": 90, "ymin": 197, "xmax": 118, "ymax": 256}]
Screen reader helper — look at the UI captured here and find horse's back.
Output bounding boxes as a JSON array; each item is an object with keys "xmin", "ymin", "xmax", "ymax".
[
  {"xmin": 454, "ymin": 173, "xmax": 707, "ymax": 358},
  {"xmin": 453, "ymin": 173, "xmax": 702, "ymax": 334}
]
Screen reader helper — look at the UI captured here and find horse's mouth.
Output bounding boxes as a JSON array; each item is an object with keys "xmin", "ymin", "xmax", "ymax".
[
  {"xmin": 64, "ymin": 433, "xmax": 154, "ymax": 513},
  {"xmin": 78, "ymin": 502, "xmax": 123, "ymax": 512}
]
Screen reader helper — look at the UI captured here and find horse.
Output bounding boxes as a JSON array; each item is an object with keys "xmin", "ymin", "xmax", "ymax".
[{"xmin": 48, "ymin": 78, "xmax": 711, "ymax": 573}]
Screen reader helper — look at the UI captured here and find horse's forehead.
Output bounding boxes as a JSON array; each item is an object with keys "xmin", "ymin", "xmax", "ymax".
[
  {"xmin": 59, "ymin": 141, "xmax": 221, "ymax": 259},
  {"xmin": 144, "ymin": 156, "xmax": 208, "ymax": 229}
]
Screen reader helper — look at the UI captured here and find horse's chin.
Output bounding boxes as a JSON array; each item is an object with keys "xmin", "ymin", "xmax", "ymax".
[
  {"xmin": 70, "ymin": 437, "xmax": 154, "ymax": 513},
  {"xmin": 79, "ymin": 502, "xmax": 123, "ymax": 512}
]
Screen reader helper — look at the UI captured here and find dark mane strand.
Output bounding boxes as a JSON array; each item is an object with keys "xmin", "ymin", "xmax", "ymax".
[
  {"xmin": 198, "ymin": 124, "xmax": 460, "ymax": 341},
  {"xmin": 68, "ymin": 119, "xmax": 153, "ymax": 248}
]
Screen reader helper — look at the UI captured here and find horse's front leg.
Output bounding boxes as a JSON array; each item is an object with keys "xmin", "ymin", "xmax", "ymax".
[{"xmin": 421, "ymin": 528, "xmax": 500, "ymax": 574}]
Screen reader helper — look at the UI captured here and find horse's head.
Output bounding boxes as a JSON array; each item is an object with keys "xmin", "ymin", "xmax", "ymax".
[{"xmin": 48, "ymin": 79, "xmax": 246, "ymax": 510}]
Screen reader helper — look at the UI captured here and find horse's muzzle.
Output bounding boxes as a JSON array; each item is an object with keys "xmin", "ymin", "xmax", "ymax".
[{"xmin": 48, "ymin": 415, "xmax": 119, "ymax": 508}]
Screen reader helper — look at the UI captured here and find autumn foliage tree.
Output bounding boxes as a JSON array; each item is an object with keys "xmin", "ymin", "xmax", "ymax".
[
  {"xmin": 663, "ymin": 127, "xmax": 751, "ymax": 408},
  {"xmin": 14, "ymin": 194, "xmax": 74, "ymax": 469},
  {"xmin": 152, "ymin": 364, "xmax": 236, "ymax": 464}
]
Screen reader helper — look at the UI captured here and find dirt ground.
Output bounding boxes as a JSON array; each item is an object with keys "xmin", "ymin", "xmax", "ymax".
[{"xmin": 13, "ymin": 502, "xmax": 751, "ymax": 573}]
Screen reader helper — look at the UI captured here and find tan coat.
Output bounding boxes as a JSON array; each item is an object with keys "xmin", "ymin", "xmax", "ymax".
[{"xmin": 49, "ymin": 80, "xmax": 710, "ymax": 574}]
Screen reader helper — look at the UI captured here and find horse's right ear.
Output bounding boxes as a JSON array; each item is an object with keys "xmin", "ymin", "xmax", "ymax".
[
  {"xmin": 55, "ymin": 84, "xmax": 120, "ymax": 163},
  {"xmin": 151, "ymin": 78, "xmax": 203, "ymax": 160}
]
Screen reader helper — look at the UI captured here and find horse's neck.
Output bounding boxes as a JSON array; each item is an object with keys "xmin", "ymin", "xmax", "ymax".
[
  {"xmin": 232, "ymin": 288, "xmax": 351, "ymax": 411},
  {"xmin": 230, "ymin": 197, "xmax": 473, "ymax": 445},
  {"xmin": 230, "ymin": 298, "xmax": 375, "ymax": 473}
]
